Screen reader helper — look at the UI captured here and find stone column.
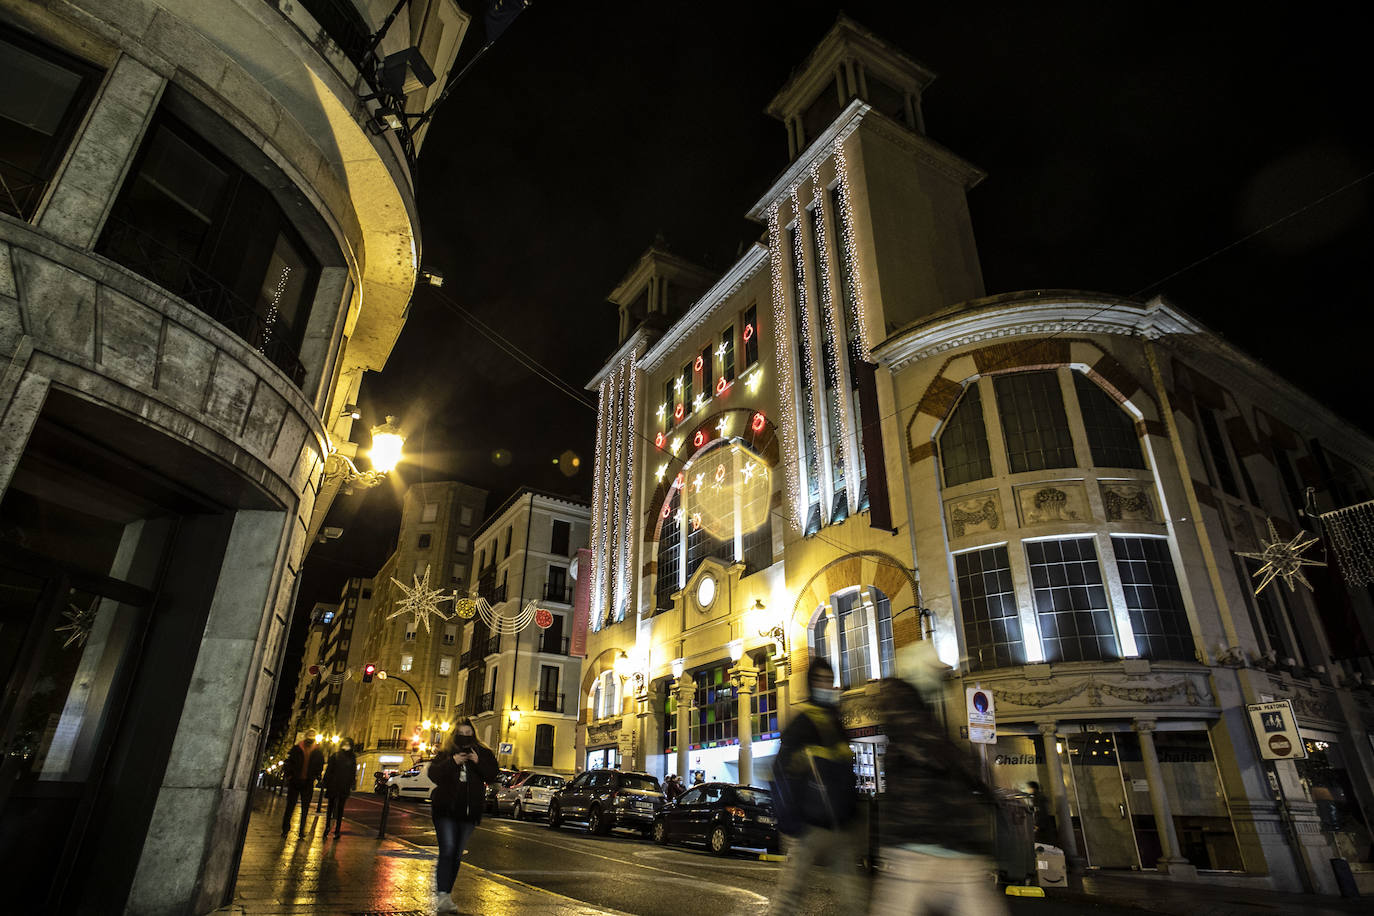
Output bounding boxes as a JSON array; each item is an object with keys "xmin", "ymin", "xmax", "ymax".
[
  {"xmin": 1134, "ymin": 719, "xmax": 1196, "ymax": 876},
  {"xmin": 731, "ymin": 659, "xmax": 759, "ymax": 786},
  {"xmin": 674, "ymin": 674, "xmax": 695, "ymax": 779},
  {"xmin": 1038, "ymin": 721, "xmax": 1081, "ymax": 865}
]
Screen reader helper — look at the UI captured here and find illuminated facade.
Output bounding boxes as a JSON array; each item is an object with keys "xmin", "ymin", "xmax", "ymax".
[
  {"xmin": 0, "ymin": 0, "xmax": 469, "ymax": 909},
  {"xmin": 579, "ymin": 15, "xmax": 1374, "ymax": 894}
]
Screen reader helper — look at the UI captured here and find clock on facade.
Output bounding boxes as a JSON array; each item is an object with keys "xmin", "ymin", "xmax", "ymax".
[{"xmin": 696, "ymin": 574, "xmax": 716, "ymax": 611}]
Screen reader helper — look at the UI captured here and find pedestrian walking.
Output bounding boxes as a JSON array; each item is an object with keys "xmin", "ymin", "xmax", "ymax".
[
  {"xmin": 664, "ymin": 774, "xmax": 685, "ymax": 802},
  {"xmin": 768, "ymin": 657, "xmax": 864, "ymax": 915},
  {"xmin": 280, "ymin": 735, "xmax": 326, "ymax": 838},
  {"xmin": 427, "ymin": 718, "xmax": 498, "ymax": 915},
  {"xmin": 869, "ymin": 640, "xmax": 1006, "ymax": 916},
  {"xmin": 322, "ymin": 738, "xmax": 358, "ymax": 838}
]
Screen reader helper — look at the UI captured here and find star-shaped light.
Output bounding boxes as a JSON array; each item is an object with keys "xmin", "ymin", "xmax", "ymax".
[
  {"xmin": 388, "ymin": 564, "xmax": 454, "ymax": 633},
  {"xmin": 740, "ymin": 460, "xmax": 759, "ymax": 483},
  {"xmin": 746, "ymin": 371, "xmax": 763, "ymax": 393},
  {"xmin": 656, "ymin": 403, "xmax": 666, "ymax": 419},
  {"xmin": 715, "ymin": 343, "xmax": 727, "ymax": 361},
  {"xmin": 716, "ymin": 417, "xmax": 731, "ymax": 437},
  {"xmin": 1236, "ymin": 518, "xmax": 1326, "ymax": 594},
  {"xmin": 670, "ymin": 436, "xmax": 683, "ymax": 455},
  {"xmin": 674, "ymin": 377, "xmax": 684, "ymax": 392},
  {"xmin": 692, "ymin": 394, "xmax": 706, "ymax": 412},
  {"xmin": 691, "ymin": 472, "xmax": 705, "ymax": 493},
  {"xmin": 654, "ymin": 463, "xmax": 667, "ymax": 482},
  {"xmin": 56, "ymin": 597, "xmax": 100, "ymax": 650}
]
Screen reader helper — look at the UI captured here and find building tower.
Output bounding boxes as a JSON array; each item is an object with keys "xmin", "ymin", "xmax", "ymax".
[{"xmin": 0, "ymin": 1, "xmax": 470, "ymax": 909}]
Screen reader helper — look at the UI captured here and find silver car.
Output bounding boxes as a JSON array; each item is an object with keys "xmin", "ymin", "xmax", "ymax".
[
  {"xmin": 496, "ymin": 772, "xmax": 567, "ymax": 820},
  {"xmin": 385, "ymin": 759, "xmax": 437, "ymax": 801}
]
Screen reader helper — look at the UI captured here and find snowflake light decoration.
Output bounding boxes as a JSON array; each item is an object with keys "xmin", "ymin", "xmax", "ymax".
[
  {"xmin": 55, "ymin": 597, "xmax": 99, "ymax": 650},
  {"xmin": 1236, "ymin": 518, "xmax": 1325, "ymax": 594},
  {"xmin": 388, "ymin": 564, "xmax": 454, "ymax": 633}
]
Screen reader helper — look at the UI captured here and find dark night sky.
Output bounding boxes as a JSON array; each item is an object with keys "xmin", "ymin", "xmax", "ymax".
[{"xmin": 274, "ymin": 1, "xmax": 1374, "ymax": 734}]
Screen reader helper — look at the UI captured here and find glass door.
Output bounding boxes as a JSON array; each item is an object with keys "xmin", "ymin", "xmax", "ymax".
[{"xmin": 1065, "ymin": 732, "xmax": 1140, "ymax": 868}]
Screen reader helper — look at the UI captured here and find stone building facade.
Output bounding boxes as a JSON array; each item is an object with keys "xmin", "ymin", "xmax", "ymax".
[
  {"xmin": 578, "ymin": 16, "xmax": 1374, "ymax": 894},
  {"xmin": 0, "ymin": 1, "xmax": 469, "ymax": 911}
]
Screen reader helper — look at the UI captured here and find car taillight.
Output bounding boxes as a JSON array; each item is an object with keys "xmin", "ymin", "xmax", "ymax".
[{"xmin": 725, "ymin": 806, "xmax": 747, "ymax": 819}]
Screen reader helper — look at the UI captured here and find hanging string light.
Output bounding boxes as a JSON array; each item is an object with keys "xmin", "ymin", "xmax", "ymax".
[
  {"xmin": 767, "ymin": 203, "xmax": 802, "ymax": 530},
  {"xmin": 833, "ymin": 144, "xmax": 872, "ymax": 361},
  {"xmin": 809, "ymin": 163, "xmax": 857, "ymax": 495},
  {"xmin": 589, "ymin": 378, "xmax": 608, "ymax": 630},
  {"xmin": 617, "ymin": 346, "xmax": 641, "ymax": 622},
  {"xmin": 790, "ymin": 188, "xmax": 824, "ymax": 513}
]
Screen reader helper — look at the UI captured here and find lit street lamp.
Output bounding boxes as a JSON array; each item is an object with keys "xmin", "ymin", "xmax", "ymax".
[{"xmin": 322, "ymin": 416, "xmax": 406, "ymax": 493}]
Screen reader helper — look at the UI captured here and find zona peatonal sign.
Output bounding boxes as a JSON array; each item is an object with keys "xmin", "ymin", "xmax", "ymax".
[
  {"xmin": 1246, "ymin": 699, "xmax": 1308, "ymax": 761},
  {"xmin": 966, "ymin": 686, "xmax": 996, "ymax": 745}
]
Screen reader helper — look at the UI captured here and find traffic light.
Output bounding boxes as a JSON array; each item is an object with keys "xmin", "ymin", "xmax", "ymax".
[{"xmin": 362, "ymin": 663, "xmax": 376, "ymax": 683}]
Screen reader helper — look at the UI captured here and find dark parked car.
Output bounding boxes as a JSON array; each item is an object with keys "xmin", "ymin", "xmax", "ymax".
[
  {"xmin": 652, "ymin": 783, "xmax": 779, "ymax": 855},
  {"xmin": 548, "ymin": 769, "xmax": 662, "ymax": 836}
]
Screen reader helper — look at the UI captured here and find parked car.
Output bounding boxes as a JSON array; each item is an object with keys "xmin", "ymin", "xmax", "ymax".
[
  {"xmin": 495, "ymin": 772, "xmax": 567, "ymax": 820},
  {"xmin": 485, "ymin": 768, "xmax": 520, "ymax": 813},
  {"xmin": 652, "ymin": 783, "xmax": 779, "ymax": 855},
  {"xmin": 548, "ymin": 769, "xmax": 662, "ymax": 835},
  {"xmin": 385, "ymin": 760, "xmax": 437, "ymax": 801}
]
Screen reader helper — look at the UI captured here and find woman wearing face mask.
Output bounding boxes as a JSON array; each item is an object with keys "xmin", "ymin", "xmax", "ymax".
[
  {"xmin": 427, "ymin": 718, "xmax": 498, "ymax": 915},
  {"xmin": 322, "ymin": 738, "xmax": 358, "ymax": 838}
]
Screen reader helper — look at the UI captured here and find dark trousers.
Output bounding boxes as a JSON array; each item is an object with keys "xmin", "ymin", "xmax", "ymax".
[
  {"xmin": 326, "ymin": 790, "xmax": 350, "ymax": 830},
  {"xmin": 432, "ymin": 815, "xmax": 478, "ymax": 893},
  {"xmin": 282, "ymin": 779, "xmax": 314, "ymax": 835}
]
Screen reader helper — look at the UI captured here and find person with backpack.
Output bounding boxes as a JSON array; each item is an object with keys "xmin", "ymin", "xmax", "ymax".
[
  {"xmin": 869, "ymin": 640, "xmax": 1006, "ymax": 916},
  {"xmin": 768, "ymin": 657, "xmax": 864, "ymax": 914}
]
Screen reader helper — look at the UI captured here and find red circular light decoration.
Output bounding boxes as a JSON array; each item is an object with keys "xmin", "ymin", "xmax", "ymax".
[
  {"xmin": 673, "ymin": 472, "xmax": 685, "ymax": 490},
  {"xmin": 751, "ymin": 412, "xmax": 766, "ymax": 432},
  {"xmin": 674, "ymin": 404, "xmax": 684, "ymax": 421},
  {"xmin": 715, "ymin": 463, "xmax": 726, "ymax": 483},
  {"xmin": 742, "ymin": 323, "xmax": 754, "ymax": 342},
  {"xmin": 662, "ymin": 501, "xmax": 672, "ymax": 518},
  {"xmin": 694, "ymin": 355, "xmax": 704, "ymax": 372},
  {"xmin": 534, "ymin": 608, "xmax": 554, "ymax": 630},
  {"xmin": 693, "ymin": 429, "xmax": 706, "ymax": 448},
  {"xmin": 715, "ymin": 377, "xmax": 727, "ymax": 395},
  {"xmin": 654, "ymin": 432, "xmax": 665, "ymax": 449}
]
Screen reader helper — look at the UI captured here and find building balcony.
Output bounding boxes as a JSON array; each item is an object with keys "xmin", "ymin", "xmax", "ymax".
[
  {"xmin": 459, "ymin": 650, "xmax": 473, "ymax": 667},
  {"xmin": 482, "ymin": 634, "xmax": 501, "ymax": 657},
  {"xmin": 373, "ymin": 738, "xmax": 412, "ymax": 750},
  {"xmin": 542, "ymin": 582, "xmax": 572, "ymax": 604},
  {"xmin": 538, "ymin": 635, "xmax": 570, "ymax": 656},
  {"xmin": 0, "ymin": 157, "xmax": 46, "ymax": 222},
  {"xmin": 476, "ymin": 691, "xmax": 495, "ymax": 713},
  {"xmin": 535, "ymin": 691, "xmax": 565, "ymax": 713}
]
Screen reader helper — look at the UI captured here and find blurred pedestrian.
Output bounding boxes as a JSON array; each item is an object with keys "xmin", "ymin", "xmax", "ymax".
[
  {"xmin": 869, "ymin": 641, "xmax": 1005, "ymax": 916},
  {"xmin": 1027, "ymin": 781, "xmax": 1055, "ymax": 845},
  {"xmin": 427, "ymin": 718, "xmax": 498, "ymax": 915},
  {"xmin": 768, "ymin": 657, "xmax": 863, "ymax": 915},
  {"xmin": 664, "ymin": 774, "xmax": 685, "ymax": 802},
  {"xmin": 280, "ymin": 735, "xmax": 326, "ymax": 839},
  {"xmin": 322, "ymin": 737, "xmax": 358, "ymax": 838}
]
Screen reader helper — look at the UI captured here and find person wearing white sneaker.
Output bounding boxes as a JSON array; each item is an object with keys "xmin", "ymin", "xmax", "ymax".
[{"xmin": 428, "ymin": 718, "xmax": 498, "ymax": 913}]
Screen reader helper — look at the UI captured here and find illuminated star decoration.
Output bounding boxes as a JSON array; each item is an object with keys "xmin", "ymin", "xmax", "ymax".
[
  {"xmin": 55, "ymin": 597, "xmax": 99, "ymax": 649},
  {"xmin": 716, "ymin": 417, "xmax": 730, "ymax": 437},
  {"xmin": 1235, "ymin": 518, "xmax": 1326, "ymax": 594},
  {"xmin": 388, "ymin": 564, "xmax": 454, "ymax": 633},
  {"xmin": 741, "ymin": 460, "xmax": 759, "ymax": 483}
]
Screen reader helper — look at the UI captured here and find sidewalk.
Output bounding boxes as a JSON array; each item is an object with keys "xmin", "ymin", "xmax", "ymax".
[
  {"xmin": 215, "ymin": 790, "xmax": 625, "ymax": 915},
  {"xmin": 1049, "ymin": 870, "xmax": 1367, "ymax": 916}
]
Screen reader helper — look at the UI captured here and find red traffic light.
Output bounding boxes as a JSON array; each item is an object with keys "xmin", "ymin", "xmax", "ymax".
[{"xmin": 362, "ymin": 663, "xmax": 377, "ymax": 683}]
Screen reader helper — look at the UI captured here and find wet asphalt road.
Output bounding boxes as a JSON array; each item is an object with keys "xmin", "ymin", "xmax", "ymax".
[{"xmin": 342, "ymin": 793, "xmax": 1145, "ymax": 916}]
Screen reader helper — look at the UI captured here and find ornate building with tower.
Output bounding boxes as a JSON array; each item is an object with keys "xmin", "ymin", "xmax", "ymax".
[
  {"xmin": 579, "ymin": 16, "xmax": 1374, "ymax": 894},
  {"xmin": 0, "ymin": 0, "xmax": 470, "ymax": 910}
]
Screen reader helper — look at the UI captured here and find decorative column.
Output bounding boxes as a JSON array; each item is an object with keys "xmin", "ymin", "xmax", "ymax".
[
  {"xmin": 674, "ymin": 674, "xmax": 695, "ymax": 780},
  {"xmin": 633, "ymin": 676, "xmax": 650, "ymax": 772},
  {"xmin": 730, "ymin": 659, "xmax": 759, "ymax": 786},
  {"xmin": 1037, "ymin": 721, "xmax": 1081, "ymax": 865},
  {"xmin": 1134, "ymin": 719, "xmax": 1196, "ymax": 877}
]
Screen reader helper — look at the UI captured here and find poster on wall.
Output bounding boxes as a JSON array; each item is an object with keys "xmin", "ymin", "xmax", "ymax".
[
  {"xmin": 967, "ymin": 687, "xmax": 996, "ymax": 744},
  {"xmin": 570, "ymin": 547, "xmax": 591, "ymax": 657},
  {"xmin": 1246, "ymin": 700, "xmax": 1308, "ymax": 760}
]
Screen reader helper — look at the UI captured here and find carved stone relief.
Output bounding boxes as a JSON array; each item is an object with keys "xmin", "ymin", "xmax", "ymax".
[
  {"xmin": 1100, "ymin": 482, "xmax": 1156, "ymax": 523},
  {"xmin": 1016, "ymin": 482, "xmax": 1090, "ymax": 526},
  {"xmin": 946, "ymin": 491, "xmax": 1002, "ymax": 539},
  {"xmin": 994, "ymin": 675, "xmax": 1213, "ymax": 710}
]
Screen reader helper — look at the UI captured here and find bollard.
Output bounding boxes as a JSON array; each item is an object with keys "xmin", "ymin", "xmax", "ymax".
[{"xmin": 378, "ymin": 788, "xmax": 391, "ymax": 838}]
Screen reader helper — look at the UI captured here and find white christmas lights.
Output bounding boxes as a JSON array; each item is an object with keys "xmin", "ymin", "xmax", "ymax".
[
  {"xmin": 616, "ymin": 346, "xmax": 640, "ymax": 623},
  {"xmin": 589, "ymin": 378, "xmax": 608, "ymax": 629},
  {"xmin": 809, "ymin": 164, "xmax": 857, "ymax": 499},
  {"xmin": 833, "ymin": 144, "xmax": 872, "ymax": 362},
  {"xmin": 767, "ymin": 204, "xmax": 802, "ymax": 530},
  {"xmin": 259, "ymin": 264, "xmax": 290, "ymax": 355},
  {"xmin": 655, "ymin": 463, "xmax": 667, "ymax": 481},
  {"xmin": 790, "ymin": 189, "xmax": 824, "ymax": 513},
  {"xmin": 716, "ymin": 416, "xmax": 731, "ymax": 438},
  {"xmin": 671, "ymin": 435, "xmax": 683, "ymax": 455}
]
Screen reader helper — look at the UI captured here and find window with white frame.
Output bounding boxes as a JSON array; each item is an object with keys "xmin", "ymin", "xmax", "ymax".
[
  {"xmin": 439, "ymin": 655, "xmax": 453, "ymax": 676},
  {"xmin": 393, "ymin": 689, "xmax": 408, "ymax": 706},
  {"xmin": 404, "ymin": 624, "xmax": 416, "ymax": 642},
  {"xmin": 1111, "ymin": 536, "xmax": 1194, "ymax": 661},
  {"xmin": 810, "ymin": 588, "xmax": 895, "ymax": 689},
  {"xmin": 421, "ymin": 503, "xmax": 438, "ymax": 523},
  {"xmin": 456, "ymin": 535, "xmax": 470, "ymax": 553},
  {"xmin": 442, "ymin": 624, "xmax": 457, "ymax": 646},
  {"xmin": 590, "ymin": 670, "xmax": 619, "ymax": 720},
  {"xmin": 955, "ymin": 545, "xmax": 1026, "ymax": 671},
  {"xmin": 400, "ymin": 654, "xmax": 413, "ymax": 672},
  {"xmin": 1027, "ymin": 537, "xmax": 1118, "ymax": 663},
  {"xmin": 435, "ymin": 690, "xmax": 448, "ymax": 711}
]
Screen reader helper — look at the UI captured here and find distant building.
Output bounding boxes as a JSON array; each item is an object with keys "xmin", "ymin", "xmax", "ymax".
[
  {"xmin": 288, "ymin": 578, "xmax": 374, "ymax": 745},
  {"xmin": 0, "ymin": 0, "xmax": 471, "ymax": 909},
  {"xmin": 289, "ymin": 602, "xmax": 336, "ymax": 738},
  {"xmin": 578, "ymin": 15, "xmax": 1374, "ymax": 895},
  {"xmin": 344, "ymin": 480, "xmax": 486, "ymax": 781},
  {"xmin": 464, "ymin": 489, "xmax": 591, "ymax": 772}
]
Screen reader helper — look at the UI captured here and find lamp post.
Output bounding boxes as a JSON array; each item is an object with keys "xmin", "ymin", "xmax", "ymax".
[{"xmin": 322, "ymin": 416, "xmax": 406, "ymax": 494}]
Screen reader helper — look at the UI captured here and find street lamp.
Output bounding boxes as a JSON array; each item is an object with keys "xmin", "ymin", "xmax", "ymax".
[
  {"xmin": 508, "ymin": 705, "xmax": 522, "ymax": 729},
  {"xmin": 751, "ymin": 598, "xmax": 790, "ymax": 674},
  {"xmin": 322, "ymin": 416, "xmax": 406, "ymax": 493}
]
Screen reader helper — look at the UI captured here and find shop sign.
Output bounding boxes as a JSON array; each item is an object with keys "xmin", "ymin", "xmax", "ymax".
[
  {"xmin": 378, "ymin": 755, "xmax": 403, "ymax": 764},
  {"xmin": 1247, "ymin": 699, "xmax": 1308, "ymax": 761},
  {"xmin": 498, "ymin": 742, "xmax": 513, "ymax": 754},
  {"xmin": 966, "ymin": 687, "xmax": 996, "ymax": 744}
]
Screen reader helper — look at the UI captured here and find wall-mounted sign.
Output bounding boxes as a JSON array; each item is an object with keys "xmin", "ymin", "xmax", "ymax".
[
  {"xmin": 1246, "ymin": 700, "xmax": 1307, "ymax": 761},
  {"xmin": 966, "ymin": 687, "xmax": 995, "ymax": 744},
  {"xmin": 498, "ymin": 742, "xmax": 514, "ymax": 755}
]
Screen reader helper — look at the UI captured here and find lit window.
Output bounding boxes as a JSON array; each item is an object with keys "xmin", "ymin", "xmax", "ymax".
[
  {"xmin": 400, "ymin": 654, "xmax": 413, "ymax": 672},
  {"xmin": 1027, "ymin": 538, "xmax": 1117, "ymax": 663},
  {"xmin": 1112, "ymin": 536, "xmax": 1192, "ymax": 661},
  {"xmin": 811, "ymin": 589, "xmax": 895, "ymax": 688},
  {"xmin": 421, "ymin": 503, "xmax": 438, "ymax": 523},
  {"xmin": 439, "ymin": 655, "xmax": 452, "ymax": 676}
]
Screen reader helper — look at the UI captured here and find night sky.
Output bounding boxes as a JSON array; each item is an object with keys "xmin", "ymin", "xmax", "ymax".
[{"xmin": 274, "ymin": 1, "xmax": 1374, "ymax": 734}]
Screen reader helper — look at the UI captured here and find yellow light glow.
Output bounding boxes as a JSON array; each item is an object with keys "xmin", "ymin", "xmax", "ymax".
[
  {"xmin": 746, "ymin": 369, "xmax": 764, "ymax": 393},
  {"xmin": 422, "ymin": 719, "xmax": 432, "ymax": 730},
  {"xmin": 508, "ymin": 705, "xmax": 522, "ymax": 726},
  {"xmin": 440, "ymin": 720, "xmax": 452, "ymax": 732},
  {"xmin": 368, "ymin": 416, "xmax": 405, "ymax": 473}
]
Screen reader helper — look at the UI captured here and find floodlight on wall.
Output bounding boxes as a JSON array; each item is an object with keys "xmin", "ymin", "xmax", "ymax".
[
  {"xmin": 323, "ymin": 416, "xmax": 405, "ymax": 493},
  {"xmin": 420, "ymin": 268, "xmax": 444, "ymax": 287},
  {"xmin": 671, "ymin": 657, "xmax": 684, "ymax": 679},
  {"xmin": 367, "ymin": 108, "xmax": 406, "ymax": 134},
  {"xmin": 343, "ymin": 403, "xmax": 362, "ymax": 420}
]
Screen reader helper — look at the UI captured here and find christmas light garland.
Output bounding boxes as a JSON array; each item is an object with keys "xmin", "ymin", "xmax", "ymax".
[
  {"xmin": 809, "ymin": 164, "xmax": 856, "ymax": 501},
  {"xmin": 790, "ymin": 189, "xmax": 824, "ymax": 515},
  {"xmin": 767, "ymin": 204, "xmax": 802, "ymax": 530},
  {"xmin": 259, "ymin": 264, "xmax": 290, "ymax": 356},
  {"xmin": 833, "ymin": 144, "xmax": 872, "ymax": 362},
  {"xmin": 589, "ymin": 378, "xmax": 609, "ymax": 630},
  {"xmin": 617, "ymin": 346, "xmax": 640, "ymax": 622}
]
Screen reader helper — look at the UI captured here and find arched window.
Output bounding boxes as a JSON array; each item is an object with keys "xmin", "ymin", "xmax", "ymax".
[
  {"xmin": 590, "ymin": 670, "xmax": 620, "ymax": 720},
  {"xmin": 939, "ymin": 382, "xmax": 992, "ymax": 487},
  {"xmin": 810, "ymin": 587, "xmax": 895, "ymax": 688},
  {"xmin": 1073, "ymin": 372, "xmax": 1145, "ymax": 469},
  {"xmin": 655, "ymin": 489, "xmax": 682, "ymax": 611}
]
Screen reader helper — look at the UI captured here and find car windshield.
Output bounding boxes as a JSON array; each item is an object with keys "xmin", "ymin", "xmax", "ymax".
[
  {"xmin": 735, "ymin": 788, "xmax": 771, "ymax": 807},
  {"xmin": 619, "ymin": 775, "xmax": 660, "ymax": 791}
]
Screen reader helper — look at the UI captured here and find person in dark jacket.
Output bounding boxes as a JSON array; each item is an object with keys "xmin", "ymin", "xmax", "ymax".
[
  {"xmin": 280, "ymin": 735, "xmax": 326, "ymax": 838},
  {"xmin": 427, "ymin": 718, "xmax": 498, "ymax": 915},
  {"xmin": 768, "ymin": 657, "xmax": 863, "ymax": 915},
  {"xmin": 322, "ymin": 738, "xmax": 358, "ymax": 838},
  {"xmin": 664, "ymin": 774, "xmax": 685, "ymax": 802},
  {"xmin": 869, "ymin": 641, "xmax": 1005, "ymax": 916}
]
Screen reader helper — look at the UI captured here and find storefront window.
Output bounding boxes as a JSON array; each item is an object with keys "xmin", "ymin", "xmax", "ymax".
[
  {"xmin": 690, "ymin": 664, "xmax": 736, "ymax": 748},
  {"xmin": 750, "ymin": 653, "xmax": 780, "ymax": 739}
]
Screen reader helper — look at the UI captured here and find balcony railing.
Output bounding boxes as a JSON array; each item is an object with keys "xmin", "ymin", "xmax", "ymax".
[
  {"xmin": 0, "ymin": 158, "xmax": 47, "ymax": 222},
  {"xmin": 482, "ymin": 635, "xmax": 501, "ymax": 657},
  {"xmin": 476, "ymin": 691, "xmax": 495, "ymax": 713},
  {"xmin": 98, "ymin": 216, "xmax": 307, "ymax": 385},
  {"xmin": 535, "ymin": 691, "xmax": 565, "ymax": 713},
  {"xmin": 538, "ymin": 635, "xmax": 570, "ymax": 656},
  {"xmin": 459, "ymin": 650, "xmax": 473, "ymax": 668},
  {"xmin": 373, "ymin": 738, "xmax": 411, "ymax": 750},
  {"xmin": 542, "ymin": 582, "xmax": 572, "ymax": 604}
]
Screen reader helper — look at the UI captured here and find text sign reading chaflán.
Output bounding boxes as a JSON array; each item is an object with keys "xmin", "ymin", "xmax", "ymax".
[
  {"xmin": 1246, "ymin": 700, "xmax": 1307, "ymax": 760},
  {"xmin": 967, "ymin": 687, "xmax": 996, "ymax": 745}
]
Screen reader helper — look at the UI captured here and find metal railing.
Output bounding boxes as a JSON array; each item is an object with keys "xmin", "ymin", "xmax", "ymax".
[
  {"xmin": 98, "ymin": 216, "xmax": 307, "ymax": 385},
  {"xmin": 373, "ymin": 738, "xmax": 411, "ymax": 750},
  {"xmin": 542, "ymin": 582, "xmax": 572, "ymax": 603},
  {"xmin": 459, "ymin": 650, "xmax": 473, "ymax": 667},
  {"xmin": 538, "ymin": 635, "xmax": 570, "ymax": 656},
  {"xmin": 476, "ymin": 690, "xmax": 495, "ymax": 713},
  {"xmin": 0, "ymin": 158, "xmax": 46, "ymax": 222},
  {"xmin": 482, "ymin": 634, "xmax": 501, "ymax": 657},
  {"xmin": 535, "ymin": 691, "xmax": 564, "ymax": 713}
]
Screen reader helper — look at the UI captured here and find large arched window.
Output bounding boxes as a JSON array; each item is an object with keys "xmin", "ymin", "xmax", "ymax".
[
  {"xmin": 589, "ymin": 670, "xmax": 619, "ymax": 720},
  {"xmin": 655, "ymin": 489, "xmax": 682, "ymax": 611},
  {"xmin": 1073, "ymin": 372, "xmax": 1146, "ymax": 469},
  {"xmin": 939, "ymin": 382, "xmax": 992, "ymax": 487},
  {"xmin": 810, "ymin": 587, "xmax": 895, "ymax": 688}
]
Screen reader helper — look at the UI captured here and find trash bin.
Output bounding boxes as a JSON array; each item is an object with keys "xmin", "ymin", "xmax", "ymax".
[
  {"xmin": 1035, "ymin": 843, "xmax": 1067, "ymax": 887},
  {"xmin": 993, "ymin": 790, "xmax": 1036, "ymax": 885}
]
